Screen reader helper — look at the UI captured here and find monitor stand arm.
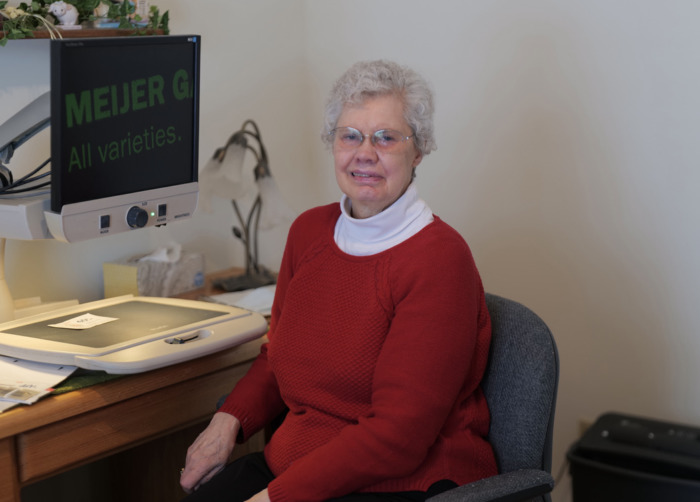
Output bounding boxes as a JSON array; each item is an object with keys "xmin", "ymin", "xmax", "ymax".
[{"xmin": 0, "ymin": 91, "xmax": 51, "ymax": 168}]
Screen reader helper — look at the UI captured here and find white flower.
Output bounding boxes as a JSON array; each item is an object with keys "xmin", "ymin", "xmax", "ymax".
[{"xmin": 3, "ymin": 6, "xmax": 27, "ymax": 19}]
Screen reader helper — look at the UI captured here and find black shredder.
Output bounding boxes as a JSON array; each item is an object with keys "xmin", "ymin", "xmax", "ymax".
[{"xmin": 567, "ymin": 412, "xmax": 700, "ymax": 501}]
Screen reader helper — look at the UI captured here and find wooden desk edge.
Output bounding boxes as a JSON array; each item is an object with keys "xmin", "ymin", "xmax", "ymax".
[{"xmin": 0, "ymin": 335, "xmax": 265, "ymax": 440}]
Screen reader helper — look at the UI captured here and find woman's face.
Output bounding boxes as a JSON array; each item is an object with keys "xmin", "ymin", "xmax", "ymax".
[{"xmin": 333, "ymin": 94, "xmax": 423, "ymax": 219}]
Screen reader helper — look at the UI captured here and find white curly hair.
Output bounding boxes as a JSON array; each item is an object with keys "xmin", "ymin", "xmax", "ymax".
[{"xmin": 322, "ymin": 60, "xmax": 437, "ymax": 156}]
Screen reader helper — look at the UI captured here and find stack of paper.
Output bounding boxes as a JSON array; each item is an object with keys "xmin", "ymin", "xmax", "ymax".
[
  {"xmin": 204, "ymin": 284, "xmax": 276, "ymax": 316},
  {"xmin": 0, "ymin": 355, "xmax": 76, "ymax": 413}
]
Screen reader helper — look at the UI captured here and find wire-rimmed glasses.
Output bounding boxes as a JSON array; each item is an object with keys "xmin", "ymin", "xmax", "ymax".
[{"xmin": 329, "ymin": 127, "xmax": 415, "ymax": 152}]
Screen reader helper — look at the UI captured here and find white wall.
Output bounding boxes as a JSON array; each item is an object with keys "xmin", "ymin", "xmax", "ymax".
[{"xmin": 3, "ymin": 1, "xmax": 700, "ymax": 500}]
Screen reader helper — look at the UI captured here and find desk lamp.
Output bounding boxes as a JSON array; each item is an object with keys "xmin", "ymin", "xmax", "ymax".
[{"xmin": 199, "ymin": 119, "xmax": 293, "ymax": 292}]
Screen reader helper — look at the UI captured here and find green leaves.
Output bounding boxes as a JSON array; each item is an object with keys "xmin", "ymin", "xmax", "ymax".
[
  {"xmin": 0, "ymin": 1, "xmax": 171, "ymax": 45},
  {"xmin": 1, "ymin": 0, "xmax": 52, "ymax": 41},
  {"xmin": 148, "ymin": 5, "xmax": 169, "ymax": 35}
]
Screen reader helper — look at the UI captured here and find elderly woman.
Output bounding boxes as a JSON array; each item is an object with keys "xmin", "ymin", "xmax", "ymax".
[{"xmin": 180, "ymin": 60, "xmax": 497, "ymax": 502}]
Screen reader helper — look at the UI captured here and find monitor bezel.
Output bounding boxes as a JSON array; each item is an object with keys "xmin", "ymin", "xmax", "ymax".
[{"xmin": 49, "ymin": 35, "xmax": 201, "ymax": 214}]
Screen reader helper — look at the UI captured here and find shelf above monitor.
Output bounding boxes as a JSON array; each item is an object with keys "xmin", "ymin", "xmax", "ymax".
[{"xmin": 0, "ymin": 28, "xmax": 164, "ymax": 41}]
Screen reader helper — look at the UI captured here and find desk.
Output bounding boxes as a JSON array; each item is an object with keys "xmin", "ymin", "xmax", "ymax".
[
  {"xmin": 0, "ymin": 337, "xmax": 265, "ymax": 502},
  {"xmin": 0, "ymin": 268, "xmax": 267, "ymax": 502}
]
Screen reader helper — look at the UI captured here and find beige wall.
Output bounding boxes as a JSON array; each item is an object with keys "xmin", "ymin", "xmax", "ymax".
[
  {"xmin": 3, "ymin": 1, "xmax": 700, "ymax": 500},
  {"xmin": 303, "ymin": 3, "xmax": 700, "ymax": 500}
]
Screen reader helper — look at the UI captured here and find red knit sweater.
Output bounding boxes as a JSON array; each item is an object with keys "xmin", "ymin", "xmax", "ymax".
[{"xmin": 220, "ymin": 204, "xmax": 497, "ymax": 502}]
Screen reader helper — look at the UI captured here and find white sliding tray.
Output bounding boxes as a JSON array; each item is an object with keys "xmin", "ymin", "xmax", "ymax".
[{"xmin": 0, "ymin": 295, "xmax": 268, "ymax": 374}]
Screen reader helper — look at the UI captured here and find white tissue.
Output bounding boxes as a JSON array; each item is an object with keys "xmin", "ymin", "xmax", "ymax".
[{"xmin": 138, "ymin": 243, "xmax": 182, "ymax": 263}]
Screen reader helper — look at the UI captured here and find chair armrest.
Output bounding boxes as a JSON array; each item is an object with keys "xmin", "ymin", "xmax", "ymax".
[{"xmin": 426, "ymin": 469, "xmax": 554, "ymax": 502}]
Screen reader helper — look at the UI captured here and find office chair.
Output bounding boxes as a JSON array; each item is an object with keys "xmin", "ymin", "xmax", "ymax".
[{"xmin": 428, "ymin": 293, "xmax": 560, "ymax": 502}]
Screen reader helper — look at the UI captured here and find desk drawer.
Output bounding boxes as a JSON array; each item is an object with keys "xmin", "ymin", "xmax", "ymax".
[{"xmin": 17, "ymin": 363, "xmax": 250, "ymax": 483}]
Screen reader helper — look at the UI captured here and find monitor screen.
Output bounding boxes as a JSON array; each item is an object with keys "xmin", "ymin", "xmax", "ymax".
[{"xmin": 50, "ymin": 35, "xmax": 200, "ymax": 214}]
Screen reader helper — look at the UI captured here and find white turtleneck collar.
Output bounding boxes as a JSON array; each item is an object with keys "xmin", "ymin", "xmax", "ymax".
[{"xmin": 334, "ymin": 183, "xmax": 434, "ymax": 256}]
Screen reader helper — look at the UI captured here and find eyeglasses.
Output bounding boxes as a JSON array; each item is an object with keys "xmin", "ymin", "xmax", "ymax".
[{"xmin": 329, "ymin": 127, "xmax": 414, "ymax": 152}]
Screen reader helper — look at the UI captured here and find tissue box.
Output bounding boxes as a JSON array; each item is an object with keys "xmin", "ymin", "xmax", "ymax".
[{"xmin": 103, "ymin": 250, "xmax": 205, "ymax": 298}]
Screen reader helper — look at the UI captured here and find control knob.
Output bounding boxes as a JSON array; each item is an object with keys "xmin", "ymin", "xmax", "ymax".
[{"xmin": 126, "ymin": 206, "xmax": 149, "ymax": 228}]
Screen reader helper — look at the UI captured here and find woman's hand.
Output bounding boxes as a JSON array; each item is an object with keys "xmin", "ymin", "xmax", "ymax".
[
  {"xmin": 246, "ymin": 488, "xmax": 271, "ymax": 502},
  {"xmin": 180, "ymin": 412, "xmax": 240, "ymax": 494}
]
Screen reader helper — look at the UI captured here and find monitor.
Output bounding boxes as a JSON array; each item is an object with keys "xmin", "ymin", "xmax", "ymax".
[{"xmin": 46, "ymin": 35, "xmax": 201, "ymax": 242}]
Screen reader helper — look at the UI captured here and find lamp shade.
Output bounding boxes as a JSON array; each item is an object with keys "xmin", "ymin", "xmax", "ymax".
[
  {"xmin": 256, "ymin": 174, "xmax": 295, "ymax": 230},
  {"xmin": 199, "ymin": 141, "xmax": 255, "ymax": 212}
]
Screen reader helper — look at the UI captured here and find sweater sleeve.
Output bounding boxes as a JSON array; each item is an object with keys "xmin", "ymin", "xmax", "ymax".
[
  {"xmin": 267, "ymin": 224, "xmax": 492, "ymax": 502},
  {"xmin": 217, "ymin": 213, "xmax": 299, "ymax": 439},
  {"xmin": 218, "ymin": 205, "xmax": 340, "ymax": 440}
]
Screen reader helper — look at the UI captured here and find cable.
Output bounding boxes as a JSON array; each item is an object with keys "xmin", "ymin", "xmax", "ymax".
[
  {"xmin": 0, "ymin": 181, "xmax": 51, "ymax": 195},
  {"xmin": 0, "ymin": 157, "xmax": 51, "ymax": 197},
  {"xmin": 0, "ymin": 190, "xmax": 50, "ymax": 199},
  {"xmin": 554, "ymin": 457, "xmax": 570, "ymax": 487},
  {"xmin": 0, "ymin": 164, "xmax": 13, "ymax": 187},
  {"xmin": 551, "ymin": 456, "xmax": 572, "ymax": 500},
  {"xmin": 3, "ymin": 157, "xmax": 50, "ymax": 187}
]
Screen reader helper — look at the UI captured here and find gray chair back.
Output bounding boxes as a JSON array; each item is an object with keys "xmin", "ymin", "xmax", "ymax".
[{"xmin": 483, "ymin": 293, "xmax": 559, "ymax": 500}]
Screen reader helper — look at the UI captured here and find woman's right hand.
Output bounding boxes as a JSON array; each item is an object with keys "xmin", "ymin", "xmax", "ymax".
[{"xmin": 180, "ymin": 412, "xmax": 241, "ymax": 494}]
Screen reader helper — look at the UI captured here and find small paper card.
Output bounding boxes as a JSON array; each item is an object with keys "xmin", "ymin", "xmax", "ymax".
[{"xmin": 49, "ymin": 313, "xmax": 118, "ymax": 330}]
